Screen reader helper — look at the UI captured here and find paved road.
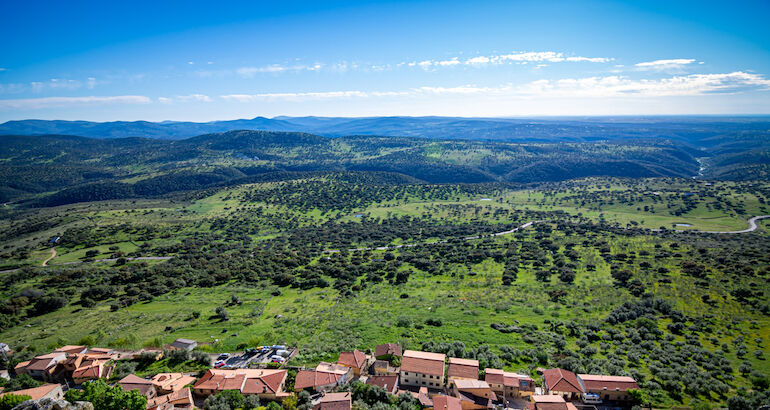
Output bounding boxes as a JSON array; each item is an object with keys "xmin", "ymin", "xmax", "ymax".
[
  {"xmin": 325, "ymin": 220, "xmax": 544, "ymax": 253},
  {"xmin": 694, "ymin": 215, "xmax": 770, "ymax": 234}
]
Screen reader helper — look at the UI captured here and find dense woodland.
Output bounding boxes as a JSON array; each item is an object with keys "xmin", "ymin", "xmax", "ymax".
[{"xmin": 0, "ymin": 127, "xmax": 769, "ymax": 408}]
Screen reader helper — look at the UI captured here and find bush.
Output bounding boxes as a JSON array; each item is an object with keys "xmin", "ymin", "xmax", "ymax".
[{"xmin": 0, "ymin": 394, "xmax": 32, "ymax": 410}]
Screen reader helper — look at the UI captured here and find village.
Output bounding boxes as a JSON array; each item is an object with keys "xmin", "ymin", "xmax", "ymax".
[{"xmin": 0, "ymin": 339, "xmax": 640, "ymax": 410}]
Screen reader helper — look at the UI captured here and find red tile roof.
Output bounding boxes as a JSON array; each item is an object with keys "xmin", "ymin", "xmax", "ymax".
[
  {"xmin": 447, "ymin": 358, "xmax": 479, "ymax": 379},
  {"xmin": 485, "ymin": 368, "xmax": 533, "ymax": 389},
  {"xmin": 366, "ymin": 375, "xmax": 398, "ymax": 393},
  {"xmin": 0, "ymin": 383, "xmax": 60, "ymax": 400},
  {"xmin": 193, "ymin": 369, "xmax": 286, "ymax": 395},
  {"xmin": 542, "ymin": 368, "xmax": 583, "ymax": 393},
  {"xmin": 401, "ymin": 350, "xmax": 445, "ymax": 377},
  {"xmin": 54, "ymin": 345, "xmax": 87, "ymax": 354},
  {"xmin": 118, "ymin": 374, "xmax": 155, "ymax": 397},
  {"xmin": 338, "ymin": 350, "xmax": 367, "ymax": 369},
  {"xmin": 432, "ymin": 395, "xmax": 462, "ymax": 410},
  {"xmin": 375, "ymin": 344, "xmax": 402, "ymax": 357},
  {"xmin": 577, "ymin": 374, "xmax": 638, "ymax": 392},
  {"xmin": 294, "ymin": 370, "xmax": 344, "ymax": 391},
  {"xmin": 315, "ymin": 392, "xmax": 352, "ymax": 410}
]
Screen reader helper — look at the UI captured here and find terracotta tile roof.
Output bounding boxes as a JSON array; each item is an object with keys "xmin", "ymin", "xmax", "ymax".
[
  {"xmin": 542, "ymin": 368, "xmax": 583, "ymax": 393},
  {"xmin": 316, "ymin": 362, "xmax": 351, "ymax": 375},
  {"xmin": 401, "ymin": 350, "xmax": 445, "ymax": 377},
  {"xmin": 375, "ymin": 344, "xmax": 402, "ymax": 357},
  {"xmin": 0, "ymin": 383, "xmax": 60, "ymax": 400},
  {"xmin": 151, "ymin": 373, "xmax": 197, "ymax": 392},
  {"xmin": 147, "ymin": 388, "xmax": 193, "ymax": 410},
  {"xmin": 338, "ymin": 350, "xmax": 367, "ymax": 369},
  {"xmin": 453, "ymin": 379, "xmax": 490, "ymax": 390},
  {"xmin": 14, "ymin": 360, "xmax": 31, "ymax": 371},
  {"xmin": 315, "ymin": 392, "xmax": 352, "ymax": 410},
  {"xmin": 25, "ymin": 353, "xmax": 66, "ymax": 372},
  {"xmin": 54, "ymin": 345, "xmax": 87, "ymax": 354},
  {"xmin": 484, "ymin": 368, "xmax": 533, "ymax": 388},
  {"xmin": 432, "ymin": 395, "xmax": 462, "ymax": 410},
  {"xmin": 577, "ymin": 374, "xmax": 638, "ymax": 392},
  {"xmin": 528, "ymin": 395, "xmax": 570, "ymax": 410},
  {"xmin": 119, "ymin": 374, "xmax": 155, "ymax": 397},
  {"xmin": 193, "ymin": 369, "xmax": 285, "ymax": 395},
  {"xmin": 418, "ymin": 387, "xmax": 432, "ymax": 407},
  {"xmin": 447, "ymin": 358, "xmax": 479, "ymax": 379},
  {"xmin": 72, "ymin": 362, "xmax": 104, "ymax": 380},
  {"xmin": 366, "ymin": 375, "xmax": 398, "ymax": 392},
  {"xmin": 294, "ymin": 370, "xmax": 344, "ymax": 391}
]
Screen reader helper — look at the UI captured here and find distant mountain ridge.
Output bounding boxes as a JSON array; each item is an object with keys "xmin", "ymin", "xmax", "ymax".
[{"xmin": 2, "ymin": 115, "xmax": 770, "ymax": 144}]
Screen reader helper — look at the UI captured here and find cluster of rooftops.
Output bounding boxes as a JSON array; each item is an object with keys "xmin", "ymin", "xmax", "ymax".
[{"xmin": 0, "ymin": 342, "xmax": 639, "ymax": 410}]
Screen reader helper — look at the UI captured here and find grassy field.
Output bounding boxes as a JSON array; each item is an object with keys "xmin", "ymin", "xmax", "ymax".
[{"xmin": 1, "ymin": 176, "xmax": 768, "ymax": 408}]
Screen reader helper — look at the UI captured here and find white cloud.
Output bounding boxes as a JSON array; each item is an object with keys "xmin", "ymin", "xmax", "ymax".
[
  {"xmin": 0, "ymin": 95, "xmax": 152, "ymax": 109},
  {"xmin": 404, "ymin": 51, "xmax": 612, "ymax": 69},
  {"xmin": 635, "ymin": 58, "xmax": 696, "ymax": 72},
  {"xmin": 175, "ymin": 94, "xmax": 212, "ymax": 102},
  {"xmin": 0, "ymin": 68, "xmax": 6, "ymax": 72},
  {"xmin": 218, "ymin": 71, "xmax": 770, "ymax": 103},
  {"xmin": 157, "ymin": 97, "xmax": 172, "ymax": 104},
  {"xmin": 221, "ymin": 90, "xmax": 409, "ymax": 102},
  {"xmin": 236, "ymin": 63, "xmax": 324, "ymax": 78}
]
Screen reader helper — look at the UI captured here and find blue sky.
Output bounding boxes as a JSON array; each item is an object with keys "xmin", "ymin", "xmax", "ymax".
[{"xmin": 1, "ymin": 0, "xmax": 769, "ymax": 121}]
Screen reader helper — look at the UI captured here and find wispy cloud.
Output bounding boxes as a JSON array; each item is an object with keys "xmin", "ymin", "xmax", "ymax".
[
  {"xmin": 175, "ymin": 94, "xmax": 212, "ymax": 102},
  {"xmin": 0, "ymin": 95, "xmax": 151, "ymax": 109},
  {"xmin": 219, "ymin": 71, "xmax": 770, "ymax": 102},
  {"xmin": 635, "ymin": 58, "xmax": 696, "ymax": 72},
  {"xmin": 404, "ymin": 51, "xmax": 613, "ymax": 70},
  {"xmin": 236, "ymin": 63, "xmax": 323, "ymax": 78}
]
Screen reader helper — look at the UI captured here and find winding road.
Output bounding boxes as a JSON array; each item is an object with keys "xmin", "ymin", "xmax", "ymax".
[
  {"xmin": 694, "ymin": 215, "xmax": 770, "ymax": 234},
  {"xmin": 41, "ymin": 248, "xmax": 56, "ymax": 266},
  {"xmin": 2, "ymin": 216, "xmax": 767, "ymax": 274}
]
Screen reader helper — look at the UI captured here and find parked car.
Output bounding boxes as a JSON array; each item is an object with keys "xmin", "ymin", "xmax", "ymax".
[
  {"xmin": 217, "ymin": 353, "xmax": 230, "ymax": 361},
  {"xmin": 271, "ymin": 345, "xmax": 286, "ymax": 350},
  {"xmin": 214, "ymin": 361, "xmax": 226, "ymax": 368},
  {"xmin": 270, "ymin": 355, "xmax": 286, "ymax": 362},
  {"xmin": 245, "ymin": 348, "xmax": 258, "ymax": 356},
  {"xmin": 582, "ymin": 393, "xmax": 602, "ymax": 405}
]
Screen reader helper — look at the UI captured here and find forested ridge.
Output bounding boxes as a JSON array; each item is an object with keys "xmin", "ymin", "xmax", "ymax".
[{"xmin": 1, "ymin": 128, "xmax": 749, "ymax": 206}]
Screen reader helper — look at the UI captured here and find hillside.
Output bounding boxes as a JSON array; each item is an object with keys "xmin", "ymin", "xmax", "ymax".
[{"xmin": 0, "ymin": 131, "xmax": 705, "ymax": 205}]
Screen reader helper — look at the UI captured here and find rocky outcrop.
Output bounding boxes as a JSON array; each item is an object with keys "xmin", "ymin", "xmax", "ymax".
[{"xmin": 12, "ymin": 398, "xmax": 94, "ymax": 410}]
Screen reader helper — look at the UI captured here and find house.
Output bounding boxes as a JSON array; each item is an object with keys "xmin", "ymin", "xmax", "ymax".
[
  {"xmin": 53, "ymin": 345, "xmax": 88, "ymax": 355},
  {"xmin": 170, "ymin": 338, "xmax": 197, "ymax": 351},
  {"xmin": 119, "ymin": 374, "xmax": 157, "ymax": 398},
  {"xmin": 451, "ymin": 379, "xmax": 495, "ymax": 410},
  {"xmin": 375, "ymin": 344, "xmax": 402, "ymax": 361},
  {"xmin": 396, "ymin": 386, "xmax": 433, "ymax": 408},
  {"xmin": 146, "ymin": 387, "xmax": 195, "ymax": 410},
  {"xmin": 447, "ymin": 358, "xmax": 479, "ymax": 384},
  {"xmin": 366, "ymin": 375, "xmax": 399, "ymax": 394},
  {"xmin": 294, "ymin": 363, "xmax": 352, "ymax": 392},
  {"xmin": 484, "ymin": 368, "xmax": 535, "ymax": 399},
  {"xmin": 193, "ymin": 368, "xmax": 288, "ymax": 401},
  {"xmin": 526, "ymin": 395, "xmax": 578, "ymax": 410},
  {"xmin": 400, "ymin": 350, "xmax": 446, "ymax": 389},
  {"xmin": 541, "ymin": 368, "xmax": 584, "ymax": 401},
  {"xmin": 72, "ymin": 359, "xmax": 113, "ymax": 384},
  {"xmin": 314, "ymin": 392, "xmax": 352, "ymax": 410},
  {"xmin": 337, "ymin": 349, "xmax": 368, "ymax": 376},
  {"xmin": 14, "ymin": 352, "xmax": 68, "ymax": 382},
  {"xmin": 432, "ymin": 395, "xmax": 463, "ymax": 410},
  {"xmin": 151, "ymin": 373, "xmax": 197, "ymax": 395},
  {"xmin": 577, "ymin": 374, "xmax": 639, "ymax": 402},
  {"xmin": 0, "ymin": 383, "xmax": 64, "ymax": 401},
  {"xmin": 373, "ymin": 360, "xmax": 399, "ymax": 376}
]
